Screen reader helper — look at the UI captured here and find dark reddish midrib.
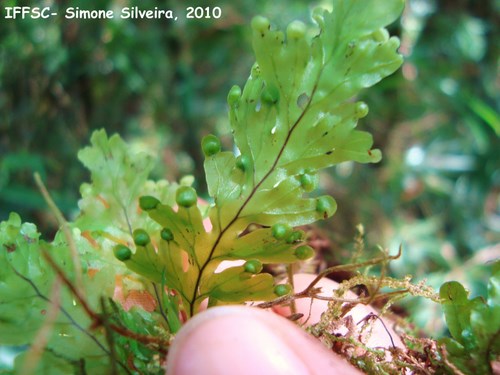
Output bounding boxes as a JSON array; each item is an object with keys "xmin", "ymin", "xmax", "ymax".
[{"xmin": 189, "ymin": 82, "xmax": 320, "ymax": 317}]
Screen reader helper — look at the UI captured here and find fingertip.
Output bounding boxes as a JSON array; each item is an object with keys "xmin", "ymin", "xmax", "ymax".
[{"xmin": 166, "ymin": 306, "xmax": 361, "ymax": 375}]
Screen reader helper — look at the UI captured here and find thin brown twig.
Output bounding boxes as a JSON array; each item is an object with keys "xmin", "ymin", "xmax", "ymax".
[
  {"xmin": 100, "ymin": 298, "xmax": 119, "ymax": 375},
  {"xmin": 257, "ymin": 284, "xmax": 411, "ymax": 309},
  {"xmin": 286, "ymin": 263, "xmax": 297, "ymax": 315},
  {"xmin": 356, "ymin": 312, "xmax": 396, "ymax": 349},
  {"xmin": 313, "ymin": 289, "xmax": 410, "ymax": 303},
  {"xmin": 302, "ymin": 245, "xmax": 402, "ymax": 295},
  {"xmin": 19, "ymin": 275, "xmax": 62, "ymax": 375},
  {"xmin": 364, "ymin": 248, "xmax": 389, "ymax": 306},
  {"xmin": 42, "ymin": 250, "xmax": 170, "ymax": 351},
  {"xmin": 34, "ymin": 172, "xmax": 84, "ymax": 296},
  {"xmin": 257, "ymin": 247, "xmax": 403, "ymax": 309},
  {"xmin": 42, "ymin": 251, "xmax": 97, "ymax": 319},
  {"xmin": 12, "ymin": 267, "xmax": 115, "ymax": 359}
]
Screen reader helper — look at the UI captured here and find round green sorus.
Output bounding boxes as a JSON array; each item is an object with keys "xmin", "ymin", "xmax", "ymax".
[
  {"xmin": 176, "ymin": 186, "xmax": 197, "ymax": 208},
  {"xmin": 271, "ymin": 223, "xmax": 292, "ymax": 240},
  {"xmin": 387, "ymin": 36, "xmax": 400, "ymax": 50},
  {"xmin": 201, "ymin": 134, "xmax": 221, "ymax": 157},
  {"xmin": 114, "ymin": 245, "xmax": 132, "ymax": 261},
  {"xmin": 139, "ymin": 195, "xmax": 160, "ymax": 211},
  {"xmin": 227, "ymin": 85, "xmax": 242, "ymax": 106},
  {"xmin": 251, "ymin": 63, "xmax": 261, "ymax": 78},
  {"xmin": 299, "ymin": 173, "xmax": 317, "ymax": 192},
  {"xmin": 244, "ymin": 260, "xmax": 263, "ymax": 274},
  {"xmin": 161, "ymin": 228, "xmax": 174, "ymax": 242},
  {"xmin": 372, "ymin": 28, "xmax": 389, "ymax": 42},
  {"xmin": 274, "ymin": 284, "xmax": 292, "ymax": 297},
  {"xmin": 286, "ymin": 20, "xmax": 306, "ymax": 40},
  {"xmin": 251, "ymin": 15, "xmax": 270, "ymax": 33},
  {"xmin": 294, "ymin": 245, "xmax": 315, "ymax": 260},
  {"xmin": 261, "ymin": 84, "xmax": 280, "ymax": 105},
  {"xmin": 286, "ymin": 230, "xmax": 304, "ymax": 244},
  {"xmin": 133, "ymin": 229, "xmax": 150, "ymax": 246},
  {"xmin": 316, "ymin": 196, "xmax": 337, "ymax": 219},
  {"xmin": 355, "ymin": 102, "xmax": 369, "ymax": 118},
  {"xmin": 236, "ymin": 154, "xmax": 251, "ymax": 171}
]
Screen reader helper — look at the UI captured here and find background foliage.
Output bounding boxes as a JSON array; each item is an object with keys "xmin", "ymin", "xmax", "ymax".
[{"xmin": 0, "ymin": 0, "xmax": 498, "ymax": 353}]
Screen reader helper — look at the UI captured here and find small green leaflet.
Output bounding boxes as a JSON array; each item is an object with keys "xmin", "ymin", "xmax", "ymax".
[{"xmin": 439, "ymin": 265, "xmax": 500, "ymax": 375}]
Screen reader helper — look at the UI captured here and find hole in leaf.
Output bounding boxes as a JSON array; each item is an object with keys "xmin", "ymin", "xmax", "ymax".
[
  {"xmin": 238, "ymin": 223, "xmax": 266, "ymax": 238},
  {"xmin": 181, "ymin": 250, "xmax": 189, "ymax": 272},
  {"xmin": 199, "ymin": 297, "xmax": 209, "ymax": 310},
  {"xmin": 215, "ymin": 260, "xmax": 245, "ymax": 273}
]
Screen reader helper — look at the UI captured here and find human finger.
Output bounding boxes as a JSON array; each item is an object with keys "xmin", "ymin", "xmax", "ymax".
[{"xmin": 166, "ymin": 305, "xmax": 362, "ymax": 375}]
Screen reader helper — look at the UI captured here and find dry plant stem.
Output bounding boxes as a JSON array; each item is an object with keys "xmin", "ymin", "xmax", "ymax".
[
  {"xmin": 392, "ymin": 357, "xmax": 432, "ymax": 375},
  {"xmin": 257, "ymin": 247, "xmax": 403, "ymax": 309},
  {"xmin": 100, "ymin": 297, "xmax": 119, "ymax": 375},
  {"xmin": 339, "ymin": 275, "xmax": 440, "ymax": 303},
  {"xmin": 34, "ymin": 172, "xmax": 84, "ymax": 296},
  {"xmin": 313, "ymin": 289, "xmax": 412, "ymax": 303},
  {"xmin": 258, "ymin": 284, "xmax": 412, "ymax": 310},
  {"xmin": 287, "ymin": 263, "xmax": 298, "ymax": 315},
  {"xmin": 42, "ymin": 251, "xmax": 170, "ymax": 352},
  {"xmin": 19, "ymin": 275, "xmax": 62, "ymax": 375},
  {"xmin": 357, "ymin": 313, "xmax": 396, "ymax": 348},
  {"xmin": 11, "ymin": 267, "xmax": 133, "ymax": 374},
  {"xmin": 11, "ymin": 268, "xmax": 119, "ymax": 362},
  {"xmin": 303, "ymin": 246, "xmax": 402, "ymax": 296},
  {"xmin": 365, "ymin": 250, "xmax": 388, "ymax": 306}
]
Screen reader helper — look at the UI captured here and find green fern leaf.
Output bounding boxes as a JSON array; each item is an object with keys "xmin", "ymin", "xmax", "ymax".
[{"xmin": 121, "ymin": 0, "xmax": 405, "ymax": 317}]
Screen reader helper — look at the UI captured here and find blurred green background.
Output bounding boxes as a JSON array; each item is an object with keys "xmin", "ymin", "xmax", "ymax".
[{"xmin": 1, "ymin": 0, "xmax": 499, "ymax": 333}]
